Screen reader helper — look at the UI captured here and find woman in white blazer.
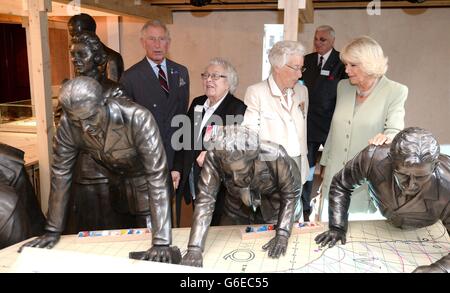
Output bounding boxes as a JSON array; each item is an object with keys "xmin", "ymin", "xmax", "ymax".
[
  {"xmin": 319, "ymin": 36, "xmax": 408, "ymax": 221},
  {"xmin": 242, "ymin": 40, "xmax": 309, "ymax": 221}
]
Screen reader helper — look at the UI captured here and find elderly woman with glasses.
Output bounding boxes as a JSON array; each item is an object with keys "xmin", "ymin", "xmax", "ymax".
[
  {"xmin": 318, "ymin": 36, "xmax": 408, "ymax": 222},
  {"xmin": 171, "ymin": 57, "xmax": 246, "ymax": 227},
  {"xmin": 242, "ymin": 40, "xmax": 309, "ymax": 222}
]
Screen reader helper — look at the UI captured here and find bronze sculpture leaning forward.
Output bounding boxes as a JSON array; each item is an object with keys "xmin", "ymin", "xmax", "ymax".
[
  {"xmin": 19, "ymin": 77, "xmax": 180, "ymax": 264},
  {"xmin": 181, "ymin": 125, "xmax": 302, "ymax": 267},
  {"xmin": 315, "ymin": 127, "xmax": 450, "ymax": 273},
  {"xmin": 0, "ymin": 143, "xmax": 45, "ymax": 249},
  {"xmin": 63, "ymin": 30, "xmax": 128, "ymax": 233}
]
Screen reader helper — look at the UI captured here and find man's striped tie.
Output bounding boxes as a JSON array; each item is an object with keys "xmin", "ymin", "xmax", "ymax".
[{"xmin": 157, "ymin": 64, "xmax": 169, "ymax": 97}]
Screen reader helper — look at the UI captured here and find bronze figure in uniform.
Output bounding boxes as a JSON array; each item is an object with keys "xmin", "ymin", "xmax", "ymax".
[
  {"xmin": 64, "ymin": 31, "xmax": 128, "ymax": 233},
  {"xmin": 68, "ymin": 13, "xmax": 124, "ymax": 82},
  {"xmin": 0, "ymin": 144, "xmax": 45, "ymax": 249},
  {"xmin": 20, "ymin": 77, "xmax": 179, "ymax": 263},
  {"xmin": 181, "ymin": 125, "xmax": 302, "ymax": 267},
  {"xmin": 315, "ymin": 127, "xmax": 450, "ymax": 273}
]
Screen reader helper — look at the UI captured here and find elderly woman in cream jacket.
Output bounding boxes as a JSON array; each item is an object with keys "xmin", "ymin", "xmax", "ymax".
[
  {"xmin": 242, "ymin": 40, "xmax": 309, "ymax": 221},
  {"xmin": 319, "ymin": 36, "xmax": 408, "ymax": 221}
]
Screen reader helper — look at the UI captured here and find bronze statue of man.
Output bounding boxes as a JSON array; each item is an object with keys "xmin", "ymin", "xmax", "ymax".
[
  {"xmin": 181, "ymin": 125, "xmax": 302, "ymax": 267},
  {"xmin": 0, "ymin": 143, "xmax": 45, "ymax": 249},
  {"xmin": 68, "ymin": 13, "xmax": 124, "ymax": 82},
  {"xmin": 20, "ymin": 77, "xmax": 179, "ymax": 263},
  {"xmin": 315, "ymin": 127, "xmax": 450, "ymax": 273},
  {"xmin": 64, "ymin": 30, "xmax": 128, "ymax": 233}
]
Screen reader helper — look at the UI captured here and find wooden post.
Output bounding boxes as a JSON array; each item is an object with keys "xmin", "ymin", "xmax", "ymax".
[
  {"xmin": 278, "ymin": 0, "xmax": 301, "ymax": 41},
  {"xmin": 106, "ymin": 16, "xmax": 121, "ymax": 53},
  {"xmin": 278, "ymin": 0, "xmax": 313, "ymax": 41},
  {"xmin": 25, "ymin": 0, "xmax": 54, "ymax": 214}
]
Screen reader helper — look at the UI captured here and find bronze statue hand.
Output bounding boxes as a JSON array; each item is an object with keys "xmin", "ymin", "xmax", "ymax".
[
  {"xmin": 262, "ymin": 234, "xmax": 288, "ymax": 258},
  {"xmin": 412, "ymin": 254, "xmax": 449, "ymax": 273},
  {"xmin": 181, "ymin": 247, "xmax": 203, "ymax": 267},
  {"xmin": 314, "ymin": 227, "xmax": 346, "ymax": 248},
  {"xmin": 18, "ymin": 231, "xmax": 61, "ymax": 252},
  {"xmin": 129, "ymin": 245, "xmax": 181, "ymax": 264},
  {"xmin": 412, "ymin": 264, "xmax": 446, "ymax": 273}
]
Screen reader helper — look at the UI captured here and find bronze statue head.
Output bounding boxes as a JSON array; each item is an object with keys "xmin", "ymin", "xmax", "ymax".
[
  {"xmin": 59, "ymin": 76, "xmax": 107, "ymax": 136},
  {"xmin": 70, "ymin": 31, "xmax": 107, "ymax": 76},
  {"xmin": 206, "ymin": 125, "xmax": 260, "ymax": 188},
  {"xmin": 68, "ymin": 13, "xmax": 96, "ymax": 37},
  {"xmin": 390, "ymin": 127, "xmax": 440, "ymax": 197}
]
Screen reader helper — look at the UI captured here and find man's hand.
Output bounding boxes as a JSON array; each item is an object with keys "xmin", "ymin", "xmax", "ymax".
[
  {"xmin": 129, "ymin": 245, "xmax": 182, "ymax": 264},
  {"xmin": 368, "ymin": 133, "xmax": 391, "ymax": 146},
  {"xmin": 171, "ymin": 171, "xmax": 181, "ymax": 190},
  {"xmin": 18, "ymin": 231, "xmax": 61, "ymax": 252},
  {"xmin": 314, "ymin": 228, "xmax": 346, "ymax": 248},
  {"xmin": 181, "ymin": 247, "xmax": 203, "ymax": 267},
  {"xmin": 262, "ymin": 234, "xmax": 288, "ymax": 258}
]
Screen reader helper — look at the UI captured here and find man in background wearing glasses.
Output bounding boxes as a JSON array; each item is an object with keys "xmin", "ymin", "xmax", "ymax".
[
  {"xmin": 120, "ymin": 20, "xmax": 190, "ymax": 171},
  {"xmin": 300, "ymin": 25, "xmax": 347, "ymax": 222}
]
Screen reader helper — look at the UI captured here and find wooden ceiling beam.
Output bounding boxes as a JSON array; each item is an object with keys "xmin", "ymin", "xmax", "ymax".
[
  {"xmin": 148, "ymin": 0, "xmax": 450, "ymax": 11},
  {"xmin": 52, "ymin": 0, "xmax": 173, "ymax": 23}
]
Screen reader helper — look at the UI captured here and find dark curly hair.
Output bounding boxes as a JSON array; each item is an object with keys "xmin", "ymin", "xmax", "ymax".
[
  {"xmin": 390, "ymin": 127, "xmax": 440, "ymax": 165},
  {"xmin": 205, "ymin": 125, "xmax": 260, "ymax": 163},
  {"xmin": 71, "ymin": 31, "xmax": 107, "ymax": 66}
]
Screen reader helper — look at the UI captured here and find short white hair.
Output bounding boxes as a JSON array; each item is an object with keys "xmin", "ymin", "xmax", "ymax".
[
  {"xmin": 268, "ymin": 40, "xmax": 306, "ymax": 69},
  {"xmin": 206, "ymin": 57, "xmax": 239, "ymax": 94},
  {"xmin": 316, "ymin": 25, "xmax": 335, "ymax": 39},
  {"xmin": 340, "ymin": 36, "xmax": 388, "ymax": 77},
  {"xmin": 140, "ymin": 19, "xmax": 171, "ymax": 40}
]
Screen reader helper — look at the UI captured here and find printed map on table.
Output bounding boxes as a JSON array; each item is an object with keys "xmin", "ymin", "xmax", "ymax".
[{"xmin": 1, "ymin": 220, "xmax": 448, "ymax": 273}]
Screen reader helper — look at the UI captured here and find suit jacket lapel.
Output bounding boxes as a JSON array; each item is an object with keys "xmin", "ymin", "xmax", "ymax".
[
  {"xmin": 104, "ymin": 102, "xmax": 126, "ymax": 153},
  {"xmin": 166, "ymin": 59, "xmax": 178, "ymax": 99},
  {"xmin": 322, "ymin": 49, "xmax": 340, "ymax": 71}
]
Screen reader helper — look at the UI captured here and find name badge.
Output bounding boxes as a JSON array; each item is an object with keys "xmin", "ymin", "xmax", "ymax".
[
  {"xmin": 194, "ymin": 105, "xmax": 204, "ymax": 113},
  {"xmin": 320, "ymin": 70, "xmax": 330, "ymax": 76}
]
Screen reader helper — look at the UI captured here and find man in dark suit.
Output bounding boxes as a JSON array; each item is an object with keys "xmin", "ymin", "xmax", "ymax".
[
  {"xmin": 120, "ymin": 20, "xmax": 190, "ymax": 170},
  {"xmin": 171, "ymin": 58, "xmax": 246, "ymax": 227},
  {"xmin": 181, "ymin": 126, "xmax": 302, "ymax": 267},
  {"xmin": 20, "ymin": 77, "xmax": 180, "ymax": 263},
  {"xmin": 315, "ymin": 127, "xmax": 450, "ymax": 273},
  {"xmin": 0, "ymin": 143, "xmax": 45, "ymax": 249},
  {"xmin": 301, "ymin": 25, "xmax": 347, "ymax": 221}
]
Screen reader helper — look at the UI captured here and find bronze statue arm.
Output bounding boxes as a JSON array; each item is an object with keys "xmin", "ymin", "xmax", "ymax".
[
  {"xmin": 133, "ymin": 108, "xmax": 172, "ymax": 246},
  {"xmin": 327, "ymin": 145, "xmax": 377, "ymax": 233},
  {"xmin": 185, "ymin": 151, "xmax": 221, "ymax": 250}
]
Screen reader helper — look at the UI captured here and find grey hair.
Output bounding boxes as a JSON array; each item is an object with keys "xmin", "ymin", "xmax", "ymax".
[
  {"xmin": 268, "ymin": 40, "xmax": 306, "ymax": 69},
  {"xmin": 140, "ymin": 19, "xmax": 171, "ymax": 40},
  {"xmin": 340, "ymin": 36, "xmax": 388, "ymax": 77},
  {"xmin": 390, "ymin": 127, "xmax": 440, "ymax": 165},
  {"xmin": 59, "ymin": 76, "xmax": 103, "ymax": 111},
  {"xmin": 205, "ymin": 125, "xmax": 260, "ymax": 163},
  {"xmin": 316, "ymin": 25, "xmax": 335, "ymax": 39},
  {"xmin": 207, "ymin": 57, "xmax": 239, "ymax": 94}
]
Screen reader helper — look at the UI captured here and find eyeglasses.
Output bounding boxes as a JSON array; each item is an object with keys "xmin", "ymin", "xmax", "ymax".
[
  {"xmin": 201, "ymin": 73, "xmax": 227, "ymax": 80},
  {"xmin": 285, "ymin": 64, "xmax": 306, "ymax": 73}
]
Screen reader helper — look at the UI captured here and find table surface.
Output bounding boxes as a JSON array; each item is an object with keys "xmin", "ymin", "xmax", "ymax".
[{"xmin": 1, "ymin": 220, "xmax": 449, "ymax": 273}]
